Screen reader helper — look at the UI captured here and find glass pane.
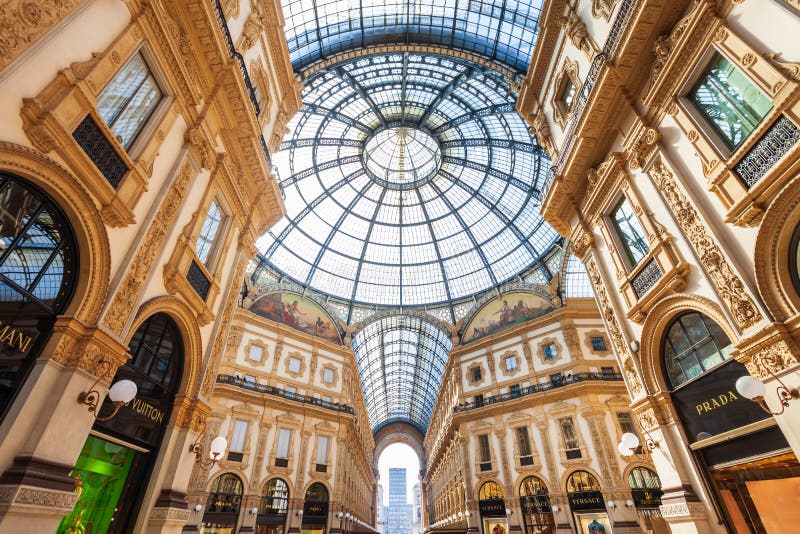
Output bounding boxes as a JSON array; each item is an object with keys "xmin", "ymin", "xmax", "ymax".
[
  {"xmin": 691, "ymin": 54, "xmax": 773, "ymax": 150},
  {"xmin": 196, "ymin": 200, "xmax": 225, "ymax": 266},
  {"xmin": 611, "ymin": 197, "xmax": 649, "ymax": 266},
  {"xmin": 561, "ymin": 79, "xmax": 575, "ymax": 109}
]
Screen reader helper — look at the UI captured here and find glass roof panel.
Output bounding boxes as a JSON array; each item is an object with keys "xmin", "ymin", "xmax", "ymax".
[
  {"xmin": 352, "ymin": 315, "xmax": 451, "ymax": 432},
  {"xmin": 280, "ymin": 0, "xmax": 545, "ymax": 73},
  {"xmin": 259, "ymin": 53, "xmax": 557, "ymax": 310}
]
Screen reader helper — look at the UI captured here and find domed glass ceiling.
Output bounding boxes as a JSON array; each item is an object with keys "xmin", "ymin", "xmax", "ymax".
[{"xmin": 257, "ymin": 53, "xmax": 557, "ymax": 308}]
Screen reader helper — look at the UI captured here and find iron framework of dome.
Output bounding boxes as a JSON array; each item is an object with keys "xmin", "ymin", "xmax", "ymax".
[{"xmin": 257, "ymin": 52, "xmax": 557, "ymax": 313}]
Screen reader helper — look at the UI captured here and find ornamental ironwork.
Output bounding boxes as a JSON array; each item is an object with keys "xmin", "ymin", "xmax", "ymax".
[
  {"xmin": 631, "ymin": 259, "xmax": 662, "ymax": 298},
  {"xmin": 72, "ymin": 115, "xmax": 129, "ymax": 189},
  {"xmin": 187, "ymin": 260, "xmax": 211, "ymax": 300},
  {"xmin": 734, "ymin": 115, "xmax": 800, "ymax": 188}
]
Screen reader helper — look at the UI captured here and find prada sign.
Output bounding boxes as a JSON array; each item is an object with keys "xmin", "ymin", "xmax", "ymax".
[
  {"xmin": 671, "ymin": 360, "xmax": 770, "ymax": 443},
  {"xmin": 520, "ymin": 495, "xmax": 551, "ymax": 514},
  {"xmin": 567, "ymin": 491, "xmax": 604, "ymax": 511},
  {"xmin": 479, "ymin": 498, "xmax": 506, "ymax": 517}
]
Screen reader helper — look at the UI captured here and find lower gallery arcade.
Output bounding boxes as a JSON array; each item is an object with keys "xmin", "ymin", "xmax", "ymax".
[{"xmin": 0, "ymin": 1, "xmax": 799, "ymax": 534}]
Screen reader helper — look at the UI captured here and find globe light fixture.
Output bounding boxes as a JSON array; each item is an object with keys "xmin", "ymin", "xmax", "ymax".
[
  {"xmin": 189, "ymin": 420, "xmax": 227, "ymax": 467},
  {"xmin": 77, "ymin": 359, "xmax": 138, "ymax": 422},
  {"xmin": 735, "ymin": 374, "xmax": 798, "ymax": 415}
]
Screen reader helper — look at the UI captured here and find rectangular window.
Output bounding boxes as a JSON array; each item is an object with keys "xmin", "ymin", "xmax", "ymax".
[
  {"xmin": 601, "ymin": 366, "xmax": 615, "ymax": 375},
  {"xmin": 288, "ymin": 357, "xmax": 301, "ymax": 373},
  {"xmin": 690, "ymin": 53, "xmax": 772, "ymax": 151},
  {"xmin": 550, "ymin": 372, "xmax": 563, "ymax": 383},
  {"xmin": 510, "ymin": 384, "xmax": 521, "ymax": 397},
  {"xmin": 248, "ymin": 345, "xmax": 263, "ymax": 362},
  {"xmin": 474, "ymin": 393, "xmax": 484, "ymax": 406},
  {"xmin": 230, "ymin": 419, "xmax": 248, "ymax": 453},
  {"xmin": 611, "ymin": 197, "xmax": 650, "ymax": 267},
  {"xmin": 244, "ymin": 375, "xmax": 256, "ymax": 384},
  {"xmin": 276, "ymin": 428, "xmax": 291, "ymax": 458},
  {"xmin": 316, "ymin": 436, "xmax": 329, "ymax": 464},
  {"xmin": 559, "ymin": 417, "xmax": 580, "ymax": 451},
  {"xmin": 516, "ymin": 427, "xmax": 532, "ymax": 457},
  {"xmin": 97, "ymin": 52, "xmax": 163, "ymax": 150},
  {"xmin": 195, "ymin": 200, "xmax": 226, "ymax": 267},
  {"xmin": 617, "ymin": 412, "xmax": 637, "ymax": 435},
  {"xmin": 543, "ymin": 343, "xmax": 558, "ymax": 360},
  {"xmin": 323, "ymin": 368, "xmax": 334, "ymax": 383},
  {"xmin": 505, "ymin": 356, "xmax": 518, "ymax": 371},
  {"xmin": 477, "ymin": 434, "xmax": 491, "ymax": 462},
  {"xmin": 322, "ymin": 395, "xmax": 331, "ymax": 404},
  {"xmin": 471, "ymin": 367, "xmax": 482, "ymax": 382},
  {"xmin": 590, "ymin": 336, "xmax": 606, "ymax": 351},
  {"xmin": 285, "ymin": 385, "xmax": 296, "ymax": 394}
]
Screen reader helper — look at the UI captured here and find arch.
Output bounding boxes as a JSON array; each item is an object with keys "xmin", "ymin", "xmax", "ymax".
[
  {"xmin": 249, "ymin": 290, "xmax": 343, "ymax": 344},
  {"xmin": 260, "ymin": 475, "xmax": 296, "ymax": 499},
  {"xmin": 372, "ymin": 422, "xmax": 426, "ymax": 473},
  {"xmin": 517, "ymin": 475, "xmax": 550, "ymax": 496},
  {"xmin": 304, "ymin": 480, "xmax": 331, "ymax": 501},
  {"xmin": 754, "ymin": 171, "xmax": 800, "ymax": 321},
  {"xmin": 639, "ymin": 294, "xmax": 738, "ymax": 394},
  {"xmin": 128, "ymin": 296, "xmax": 203, "ymax": 397},
  {"xmin": 208, "ymin": 471, "xmax": 246, "ymax": 493},
  {"xmin": 561, "ymin": 468, "xmax": 603, "ymax": 494},
  {"xmin": 477, "ymin": 480, "xmax": 505, "ymax": 500},
  {"xmin": 0, "ymin": 142, "xmax": 110, "ymax": 324},
  {"xmin": 626, "ymin": 466, "xmax": 661, "ymax": 489},
  {"xmin": 661, "ymin": 311, "xmax": 733, "ymax": 389},
  {"xmin": 261, "ymin": 477, "xmax": 291, "ymax": 516},
  {"xmin": 206, "ymin": 472, "xmax": 246, "ymax": 517}
]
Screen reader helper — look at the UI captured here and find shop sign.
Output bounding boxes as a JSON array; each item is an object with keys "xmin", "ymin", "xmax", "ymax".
[
  {"xmin": 0, "ymin": 319, "xmax": 35, "ymax": 353},
  {"xmin": 631, "ymin": 489, "xmax": 663, "ymax": 509},
  {"xmin": 479, "ymin": 498, "xmax": 506, "ymax": 517},
  {"xmin": 303, "ymin": 500, "xmax": 329, "ymax": 518},
  {"xmin": 520, "ymin": 495, "xmax": 551, "ymax": 514},
  {"xmin": 567, "ymin": 491, "xmax": 604, "ymax": 511},
  {"xmin": 671, "ymin": 360, "xmax": 770, "ymax": 443},
  {"xmin": 263, "ymin": 500, "xmax": 288, "ymax": 515}
]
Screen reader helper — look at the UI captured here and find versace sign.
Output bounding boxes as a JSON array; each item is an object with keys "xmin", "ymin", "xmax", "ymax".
[
  {"xmin": 479, "ymin": 498, "xmax": 506, "ymax": 517},
  {"xmin": 567, "ymin": 491, "xmax": 604, "ymax": 511}
]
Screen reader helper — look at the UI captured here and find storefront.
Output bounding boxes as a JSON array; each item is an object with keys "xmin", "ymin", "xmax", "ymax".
[
  {"xmin": 302, "ymin": 482, "xmax": 330, "ymax": 534},
  {"xmin": 0, "ymin": 173, "xmax": 77, "ymax": 423},
  {"xmin": 257, "ymin": 478, "xmax": 289, "ymax": 534},
  {"xmin": 477, "ymin": 481, "xmax": 508, "ymax": 534},
  {"xmin": 58, "ymin": 312, "xmax": 184, "ymax": 533},
  {"xmin": 626, "ymin": 467, "xmax": 666, "ymax": 534},
  {"xmin": 565, "ymin": 471, "xmax": 612, "ymax": 534},
  {"xmin": 663, "ymin": 311, "xmax": 800, "ymax": 533},
  {"xmin": 519, "ymin": 476, "xmax": 555, "ymax": 534},
  {"xmin": 202, "ymin": 473, "xmax": 244, "ymax": 533}
]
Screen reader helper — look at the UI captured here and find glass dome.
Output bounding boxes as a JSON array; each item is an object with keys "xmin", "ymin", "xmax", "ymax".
[{"xmin": 257, "ymin": 52, "xmax": 557, "ymax": 308}]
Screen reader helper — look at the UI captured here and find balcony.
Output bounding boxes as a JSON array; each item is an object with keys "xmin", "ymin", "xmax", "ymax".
[
  {"xmin": 216, "ymin": 375, "xmax": 355, "ymax": 414},
  {"xmin": 452, "ymin": 372, "xmax": 624, "ymax": 412}
]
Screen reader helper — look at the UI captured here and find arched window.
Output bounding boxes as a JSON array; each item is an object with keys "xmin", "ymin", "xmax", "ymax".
[
  {"xmin": 566, "ymin": 471, "xmax": 601, "ymax": 493},
  {"xmin": 662, "ymin": 312, "xmax": 732, "ymax": 388},
  {"xmin": 0, "ymin": 172, "xmax": 77, "ymax": 421},
  {"xmin": 627, "ymin": 467, "xmax": 661, "ymax": 490},
  {"xmin": 479, "ymin": 481, "xmax": 504, "ymax": 500},
  {"xmin": 263, "ymin": 478, "xmax": 290, "ymax": 515},
  {"xmin": 208, "ymin": 473, "xmax": 244, "ymax": 513},
  {"xmin": 519, "ymin": 476, "xmax": 548, "ymax": 496},
  {"xmin": 305, "ymin": 482, "xmax": 329, "ymax": 502}
]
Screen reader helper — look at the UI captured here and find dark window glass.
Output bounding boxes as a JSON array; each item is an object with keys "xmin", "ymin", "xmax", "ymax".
[
  {"xmin": 611, "ymin": 197, "xmax": 649, "ymax": 266},
  {"xmin": 690, "ymin": 54, "xmax": 772, "ymax": 150},
  {"xmin": 478, "ymin": 434, "xmax": 491, "ymax": 462},
  {"xmin": 472, "ymin": 366, "xmax": 482, "ymax": 382},
  {"xmin": 543, "ymin": 343, "xmax": 557, "ymax": 360},
  {"xmin": 510, "ymin": 384, "xmax": 521, "ymax": 396},
  {"xmin": 616, "ymin": 412, "xmax": 637, "ymax": 435},
  {"xmin": 561, "ymin": 78, "xmax": 576, "ymax": 110},
  {"xmin": 662, "ymin": 312, "xmax": 732, "ymax": 388},
  {"xmin": 479, "ymin": 481, "xmax": 504, "ymax": 500},
  {"xmin": 207, "ymin": 473, "xmax": 244, "ymax": 513},
  {"xmin": 305, "ymin": 482, "xmax": 328, "ymax": 502},
  {"xmin": 559, "ymin": 417, "xmax": 580, "ymax": 451},
  {"xmin": 516, "ymin": 427, "xmax": 532, "ymax": 456},
  {"xmin": 590, "ymin": 336, "xmax": 606, "ymax": 351},
  {"xmin": 263, "ymin": 478, "xmax": 289, "ymax": 515},
  {"xmin": 566, "ymin": 471, "xmax": 601, "ymax": 493},
  {"xmin": 628, "ymin": 467, "xmax": 661, "ymax": 489}
]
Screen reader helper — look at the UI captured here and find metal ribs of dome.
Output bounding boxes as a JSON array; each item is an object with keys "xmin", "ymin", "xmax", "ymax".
[
  {"xmin": 280, "ymin": 0, "xmax": 545, "ymax": 73},
  {"xmin": 256, "ymin": 52, "xmax": 558, "ymax": 312}
]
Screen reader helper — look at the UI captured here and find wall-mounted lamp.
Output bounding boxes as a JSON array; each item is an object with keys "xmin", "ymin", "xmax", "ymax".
[
  {"xmin": 77, "ymin": 359, "xmax": 137, "ymax": 421},
  {"xmin": 464, "ymin": 510, "xmax": 470, "ymax": 517},
  {"xmin": 337, "ymin": 512, "xmax": 344, "ymax": 519},
  {"xmin": 736, "ymin": 373, "xmax": 798, "ymax": 415},
  {"xmin": 188, "ymin": 420, "xmax": 227, "ymax": 467},
  {"xmin": 250, "ymin": 507, "xmax": 259, "ymax": 516},
  {"xmin": 551, "ymin": 505, "xmax": 559, "ymax": 514},
  {"xmin": 458, "ymin": 511, "xmax": 463, "ymax": 519},
  {"xmin": 624, "ymin": 500, "xmax": 634, "ymax": 509},
  {"xmin": 296, "ymin": 510, "xmax": 304, "ymax": 518},
  {"xmin": 606, "ymin": 501, "xmax": 616, "ymax": 510},
  {"xmin": 194, "ymin": 504, "xmax": 203, "ymax": 513},
  {"xmin": 505, "ymin": 508, "xmax": 513, "ymax": 517},
  {"xmin": 629, "ymin": 340, "xmax": 640, "ymax": 354},
  {"xmin": 617, "ymin": 414, "xmax": 659, "ymax": 459}
]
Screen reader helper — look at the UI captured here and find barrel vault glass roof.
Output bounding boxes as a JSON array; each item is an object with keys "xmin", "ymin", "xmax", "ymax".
[
  {"xmin": 281, "ymin": 0, "xmax": 545, "ymax": 73},
  {"xmin": 352, "ymin": 315, "xmax": 451, "ymax": 433},
  {"xmin": 256, "ymin": 53, "xmax": 557, "ymax": 311}
]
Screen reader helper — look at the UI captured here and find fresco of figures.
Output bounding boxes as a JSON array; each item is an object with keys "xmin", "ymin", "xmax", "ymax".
[
  {"xmin": 249, "ymin": 292, "xmax": 341, "ymax": 344},
  {"xmin": 463, "ymin": 291, "xmax": 554, "ymax": 342}
]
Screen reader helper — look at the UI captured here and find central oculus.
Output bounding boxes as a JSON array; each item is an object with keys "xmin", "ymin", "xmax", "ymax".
[{"xmin": 362, "ymin": 127, "xmax": 441, "ymax": 190}]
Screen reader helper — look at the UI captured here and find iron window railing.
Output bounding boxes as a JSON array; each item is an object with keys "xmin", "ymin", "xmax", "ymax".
[
  {"xmin": 453, "ymin": 372, "xmax": 623, "ymax": 412},
  {"xmin": 216, "ymin": 374, "xmax": 355, "ymax": 414}
]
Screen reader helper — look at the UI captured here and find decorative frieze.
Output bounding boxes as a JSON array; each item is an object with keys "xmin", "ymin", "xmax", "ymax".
[{"xmin": 649, "ymin": 158, "xmax": 762, "ymax": 330}]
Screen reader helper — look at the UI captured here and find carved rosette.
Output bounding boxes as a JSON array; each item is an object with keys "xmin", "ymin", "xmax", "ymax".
[
  {"xmin": 103, "ymin": 158, "xmax": 196, "ymax": 335},
  {"xmin": 739, "ymin": 341, "xmax": 799, "ymax": 380},
  {"xmin": 649, "ymin": 158, "xmax": 762, "ymax": 329}
]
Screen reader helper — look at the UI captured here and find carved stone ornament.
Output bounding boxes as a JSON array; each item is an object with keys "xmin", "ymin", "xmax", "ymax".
[
  {"xmin": 592, "ymin": 0, "xmax": 619, "ymax": 20},
  {"xmin": 649, "ymin": 158, "xmax": 762, "ymax": 329},
  {"xmin": 0, "ymin": 486, "xmax": 78, "ymax": 510},
  {"xmin": 742, "ymin": 341, "xmax": 799, "ymax": 381},
  {"xmin": 103, "ymin": 157, "xmax": 196, "ymax": 335},
  {"xmin": 585, "ymin": 258, "xmax": 644, "ymax": 396},
  {"xmin": 560, "ymin": 7, "xmax": 599, "ymax": 61}
]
